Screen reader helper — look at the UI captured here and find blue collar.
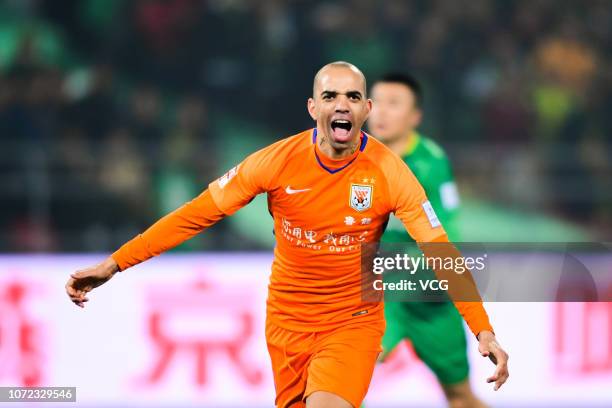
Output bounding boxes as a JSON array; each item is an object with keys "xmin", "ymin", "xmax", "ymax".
[
  {"xmin": 312, "ymin": 128, "xmax": 368, "ymax": 174},
  {"xmin": 312, "ymin": 128, "xmax": 369, "ymax": 151}
]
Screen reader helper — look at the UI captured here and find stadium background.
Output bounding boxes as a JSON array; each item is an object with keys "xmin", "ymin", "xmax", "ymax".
[{"xmin": 0, "ymin": 0, "xmax": 610, "ymax": 407}]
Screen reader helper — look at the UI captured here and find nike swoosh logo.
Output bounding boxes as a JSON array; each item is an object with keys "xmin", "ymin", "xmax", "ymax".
[{"xmin": 285, "ymin": 186, "xmax": 311, "ymax": 195}]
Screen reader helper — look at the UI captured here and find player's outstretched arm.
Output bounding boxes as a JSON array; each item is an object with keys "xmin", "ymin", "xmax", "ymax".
[
  {"xmin": 477, "ymin": 330, "xmax": 509, "ymax": 390},
  {"xmin": 66, "ymin": 257, "xmax": 119, "ymax": 308},
  {"xmin": 65, "ymin": 189, "xmax": 225, "ymax": 308}
]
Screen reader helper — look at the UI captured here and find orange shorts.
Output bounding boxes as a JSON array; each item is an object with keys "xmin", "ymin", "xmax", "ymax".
[{"xmin": 266, "ymin": 319, "xmax": 385, "ymax": 408}]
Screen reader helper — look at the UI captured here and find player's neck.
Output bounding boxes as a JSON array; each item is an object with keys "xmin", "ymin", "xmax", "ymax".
[
  {"xmin": 317, "ymin": 132, "xmax": 361, "ymax": 160},
  {"xmin": 387, "ymin": 130, "xmax": 416, "ymax": 156}
]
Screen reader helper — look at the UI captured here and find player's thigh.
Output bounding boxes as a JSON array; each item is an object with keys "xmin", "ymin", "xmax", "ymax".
[
  {"xmin": 266, "ymin": 322, "xmax": 314, "ymax": 408},
  {"xmin": 305, "ymin": 322, "xmax": 384, "ymax": 408},
  {"xmin": 306, "ymin": 390, "xmax": 352, "ymax": 408},
  {"xmin": 404, "ymin": 302, "xmax": 470, "ymax": 384}
]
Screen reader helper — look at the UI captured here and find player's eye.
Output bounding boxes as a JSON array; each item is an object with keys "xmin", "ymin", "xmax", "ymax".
[{"xmin": 322, "ymin": 94, "xmax": 334, "ymax": 101}]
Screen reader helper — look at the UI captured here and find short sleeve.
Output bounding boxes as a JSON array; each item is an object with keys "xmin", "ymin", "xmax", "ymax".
[
  {"xmin": 385, "ymin": 157, "xmax": 447, "ymax": 242},
  {"xmin": 209, "ymin": 144, "xmax": 278, "ymax": 215}
]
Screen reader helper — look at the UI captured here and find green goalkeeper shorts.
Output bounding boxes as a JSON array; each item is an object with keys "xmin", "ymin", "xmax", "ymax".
[{"xmin": 381, "ymin": 301, "xmax": 469, "ymax": 385}]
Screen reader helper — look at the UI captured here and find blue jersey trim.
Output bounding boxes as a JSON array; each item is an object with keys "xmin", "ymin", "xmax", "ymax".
[{"xmin": 312, "ymin": 128, "xmax": 367, "ymax": 174}]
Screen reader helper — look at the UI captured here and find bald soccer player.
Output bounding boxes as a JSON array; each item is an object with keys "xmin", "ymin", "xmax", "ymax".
[{"xmin": 66, "ymin": 62, "xmax": 508, "ymax": 408}]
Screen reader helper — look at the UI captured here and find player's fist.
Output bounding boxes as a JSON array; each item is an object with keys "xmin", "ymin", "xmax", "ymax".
[
  {"xmin": 65, "ymin": 257, "xmax": 119, "ymax": 308},
  {"xmin": 477, "ymin": 330, "xmax": 509, "ymax": 391}
]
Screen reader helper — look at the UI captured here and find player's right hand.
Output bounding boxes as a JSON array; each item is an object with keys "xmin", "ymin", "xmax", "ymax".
[{"xmin": 65, "ymin": 257, "xmax": 119, "ymax": 308}]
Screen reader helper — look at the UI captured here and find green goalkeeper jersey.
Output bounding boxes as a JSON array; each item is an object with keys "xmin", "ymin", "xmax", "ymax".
[{"xmin": 382, "ymin": 132, "xmax": 460, "ymax": 242}]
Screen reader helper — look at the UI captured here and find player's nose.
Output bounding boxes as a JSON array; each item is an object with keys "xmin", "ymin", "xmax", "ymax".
[{"xmin": 334, "ymin": 96, "xmax": 350, "ymax": 113}]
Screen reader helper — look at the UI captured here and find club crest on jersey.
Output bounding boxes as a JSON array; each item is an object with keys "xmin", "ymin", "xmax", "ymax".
[{"xmin": 350, "ymin": 184, "xmax": 373, "ymax": 212}]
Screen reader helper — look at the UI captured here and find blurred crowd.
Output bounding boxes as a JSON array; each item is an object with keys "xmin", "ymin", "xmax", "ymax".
[{"xmin": 0, "ymin": 0, "xmax": 610, "ymax": 251}]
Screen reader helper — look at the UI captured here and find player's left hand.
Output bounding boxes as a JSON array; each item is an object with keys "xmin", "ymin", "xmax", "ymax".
[{"xmin": 477, "ymin": 330, "xmax": 509, "ymax": 391}]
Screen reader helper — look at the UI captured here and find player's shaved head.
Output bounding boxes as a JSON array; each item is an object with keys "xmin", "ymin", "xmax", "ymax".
[
  {"xmin": 313, "ymin": 61, "xmax": 367, "ymax": 98},
  {"xmin": 307, "ymin": 61, "xmax": 372, "ymax": 157}
]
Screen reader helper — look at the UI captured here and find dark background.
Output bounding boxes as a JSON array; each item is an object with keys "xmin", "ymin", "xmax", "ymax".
[{"xmin": 0, "ymin": 0, "xmax": 610, "ymax": 252}]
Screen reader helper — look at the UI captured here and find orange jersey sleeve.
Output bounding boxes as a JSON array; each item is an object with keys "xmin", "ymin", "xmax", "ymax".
[
  {"xmin": 208, "ymin": 141, "xmax": 283, "ymax": 215},
  {"xmin": 423, "ymin": 234, "xmax": 494, "ymax": 337},
  {"xmin": 113, "ymin": 140, "xmax": 287, "ymax": 271},
  {"xmin": 111, "ymin": 189, "xmax": 224, "ymax": 271}
]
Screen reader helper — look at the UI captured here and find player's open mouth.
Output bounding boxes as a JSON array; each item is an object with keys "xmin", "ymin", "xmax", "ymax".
[{"xmin": 330, "ymin": 119, "xmax": 352, "ymax": 142}]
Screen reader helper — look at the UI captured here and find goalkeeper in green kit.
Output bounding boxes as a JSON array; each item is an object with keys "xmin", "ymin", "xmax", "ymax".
[{"xmin": 368, "ymin": 73, "xmax": 488, "ymax": 408}]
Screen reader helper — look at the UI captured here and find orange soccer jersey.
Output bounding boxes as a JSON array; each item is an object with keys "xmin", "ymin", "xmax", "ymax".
[
  {"xmin": 113, "ymin": 128, "xmax": 493, "ymax": 335},
  {"xmin": 209, "ymin": 128, "xmax": 449, "ymax": 331}
]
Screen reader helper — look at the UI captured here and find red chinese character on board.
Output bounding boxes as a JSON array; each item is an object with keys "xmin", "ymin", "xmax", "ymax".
[
  {"xmin": 0, "ymin": 281, "xmax": 44, "ymax": 386},
  {"xmin": 140, "ymin": 280, "xmax": 263, "ymax": 387},
  {"xmin": 554, "ymin": 302, "xmax": 612, "ymax": 376}
]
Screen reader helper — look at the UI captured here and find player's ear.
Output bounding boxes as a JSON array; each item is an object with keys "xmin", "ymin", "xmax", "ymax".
[
  {"xmin": 412, "ymin": 108, "xmax": 423, "ymax": 128},
  {"xmin": 364, "ymin": 98, "xmax": 373, "ymax": 119},
  {"xmin": 307, "ymin": 98, "xmax": 317, "ymax": 120}
]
